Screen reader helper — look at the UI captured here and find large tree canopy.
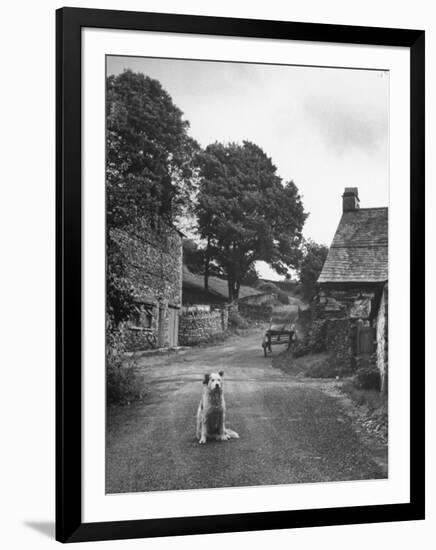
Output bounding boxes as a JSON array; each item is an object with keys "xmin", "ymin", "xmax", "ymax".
[
  {"xmin": 106, "ymin": 69, "xmax": 199, "ymax": 227},
  {"xmin": 196, "ymin": 141, "xmax": 306, "ymax": 301},
  {"xmin": 106, "ymin": 70, "xmax": 199, "ymax": 326}
]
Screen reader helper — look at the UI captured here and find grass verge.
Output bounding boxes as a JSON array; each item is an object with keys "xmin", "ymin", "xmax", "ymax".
[
  {"xmin": 272, "ymin": 350, "xmax": 334, "ymax": 378},
  {"xmin": 340, "ymin": 380, "xmax": 387, "ymax": 411}
]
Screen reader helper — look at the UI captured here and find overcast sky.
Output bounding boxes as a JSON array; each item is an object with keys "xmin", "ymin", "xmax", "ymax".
[{"xmin": 107, "ymin": 56, "xmax": 389, "ymax": 280}]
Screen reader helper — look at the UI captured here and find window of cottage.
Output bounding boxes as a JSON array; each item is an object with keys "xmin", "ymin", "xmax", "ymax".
[
  {"xmin": 130, "ymin": 305, "xmax": 142, "ymax": 327},
  {"xmin": 143, "ymin": 306, "xmax": 153, "ymax": 329},
  {"xmin": 130, "ymin": 304, "xmax": 153, "ymax": 330}
]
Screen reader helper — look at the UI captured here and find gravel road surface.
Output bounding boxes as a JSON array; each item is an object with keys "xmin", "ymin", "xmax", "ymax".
[{"xmin": 106, "ymin": 330, "xmax": 385, "ymax": 493}]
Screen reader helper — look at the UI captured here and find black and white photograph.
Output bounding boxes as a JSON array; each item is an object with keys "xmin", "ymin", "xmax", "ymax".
[
  {"xmin": 0, "ymin": 1, "xmax": 430, "ymax": 547},
  {"xmin": 105, "ymin": 56, "xmax": 389, "ymax": 494}
]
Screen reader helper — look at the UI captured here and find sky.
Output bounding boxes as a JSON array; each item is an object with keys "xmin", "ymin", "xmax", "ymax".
[{"xmin": 107, "ymin": 56, "xmax": 389, "ymax": 280}]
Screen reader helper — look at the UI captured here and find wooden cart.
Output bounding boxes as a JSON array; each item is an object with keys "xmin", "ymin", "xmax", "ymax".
[{"xmin": 262, "ymin": 322, "xmax": 294, "ymax": 357}]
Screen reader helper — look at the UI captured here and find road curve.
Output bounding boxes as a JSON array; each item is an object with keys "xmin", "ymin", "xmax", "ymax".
[{"xmin": 106, "ymin": 330, "xmax": 385, "ymax": 493}]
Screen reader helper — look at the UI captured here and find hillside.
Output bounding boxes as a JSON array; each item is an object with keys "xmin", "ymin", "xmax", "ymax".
[
  {"xmin": 259, "ymin": 278, "xmax": 300, "ymax": 294},
  {"xmin": 257, "ymin": 278, "xmax": 306, "ymax": 308},
  {"xmin": 182, "ymin": 266, "xmax": 261, "ymax": 304}
]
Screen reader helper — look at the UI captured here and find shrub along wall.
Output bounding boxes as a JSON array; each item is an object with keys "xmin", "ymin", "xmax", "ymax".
[
  {"xmin": 325, "ymin": 318, "xmax": 354, "ymax": 374},
  {"xmin": 179, "ymin": 307, "xmax": 228, "ymax": 345},
  {"xmin": 238, "ymin": 302, "xmax": 274, "ymax": 322}
]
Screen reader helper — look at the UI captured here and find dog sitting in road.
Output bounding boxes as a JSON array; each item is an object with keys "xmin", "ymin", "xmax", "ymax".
[{"xmin": 196, "ymin": 371, "xmax": 239, "ymax": 444}]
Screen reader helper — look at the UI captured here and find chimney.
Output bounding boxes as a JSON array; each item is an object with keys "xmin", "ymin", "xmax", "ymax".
[{"xmin": 342, "ymin": 187, "xmax": 360, "ymax": 212}]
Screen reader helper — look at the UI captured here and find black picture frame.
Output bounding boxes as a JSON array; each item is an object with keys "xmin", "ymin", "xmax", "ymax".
[{"xmin": 56, "ymin": 7, "xmax": 425, "ymax": 543}]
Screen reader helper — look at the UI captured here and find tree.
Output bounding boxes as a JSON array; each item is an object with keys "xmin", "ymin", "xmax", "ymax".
[
  {"xmin": 106, "ymin": 236, "xmax": 135, "ymax": 326},
  {"xmin": 256, "ymin": 281, "xmax": 289, "ymax": 304},
  {"xmin": 182, "ymin": 239, "xmax": 205, "ymax": 274},
  {"xmin": 182, "ymin": 238, "xmax": 225, "ymax": 292},
  {"xmin": 106, "ymin": 69, "xmax": 199, "ymax": 228},
  {"xmin": 241, "ymin": 265, "xmax": 259, "ymax": 287},
  {"xmin": 106, "ymin": 70, "xmax": 200, "ymax": 327},
  {"xmin": 299, "ymin": 240, "xmax": 329, "ymax": 300},
  {"xmin": 196, "ymin": 141, "xmax": 306, "ymax": 301}
]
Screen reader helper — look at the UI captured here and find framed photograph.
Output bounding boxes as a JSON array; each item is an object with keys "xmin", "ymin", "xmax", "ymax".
[{"xmin": 56, "ymin": 7, "xmax": 425, "ymax": 543}]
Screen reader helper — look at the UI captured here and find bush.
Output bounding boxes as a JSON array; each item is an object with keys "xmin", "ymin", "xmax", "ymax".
[
  {"xmin": 256, "ymin": 281, "xmax": 278, "ymax": 293},
  {"xmin": 229, "ymin": 310, "xmax": 249, "ymax": 329},
  {"xmin": 353, "ymin": 364, "xmax": 381, "ymax": 390},
  {"xmin": 306, "ymin": 360, "xmax": 341, "ymax": 378},
  {"xmin": 306, "ymin": 318, "xmax": 326, "ymax": 353},
  {"xmin": 239, "ymin": 302, "xmax": 273, "ymax": 322},
  {"xmin": 272, "ymin": 350, "xmax": 337, "ymax": 379},
  {"xmin": 291, "ymin": 318, "xmax": 326, "ymax": 358},
  {"xmin": 340, "ymin": 380, "xmax": 387, "ymax": 411},
  {"xmin": 276, "ymin": 289, "xmax": 289, "ymax": 305},
  {"xmin": 107, "ymin": 360, "xmax": 139, "ymax": 405},
  {"xmin": 292, "ymin": 339, "xmax": 311, "ymax": 358},
  {"xmin": 106, "ymin": 325, "xmax": 141, "ymax": 405},
  {"xmin": 299, "ymin": 240, "xmax": 329, "ymax": 300},
  {"xmin": 256, "ymin": 281, "xmax": 289, "ymax": 305}
]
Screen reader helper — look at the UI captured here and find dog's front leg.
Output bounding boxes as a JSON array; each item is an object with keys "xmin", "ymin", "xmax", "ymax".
[
  {"xmin": 196, "ymin": 403, "xmax": 202, "ymax": 441},
  {"xmin": 199, "ymin": 418, "xmax": 207, "ymax": 444},
  {"xmin": 217, "ymin": 410, "xmax": 229, "ymax": 441}
]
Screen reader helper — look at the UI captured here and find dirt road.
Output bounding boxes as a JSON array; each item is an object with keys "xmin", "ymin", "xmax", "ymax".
[{"xmin": 106, "ymin": 329, "xmax": 385, "ymax": 493}]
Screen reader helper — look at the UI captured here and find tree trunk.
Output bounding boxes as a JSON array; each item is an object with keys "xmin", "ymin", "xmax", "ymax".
[
  {"xmin": 204, "ymin": 259, "xmax": 209, "ymax": 292},
  {"xmin": 234, "ymin": 280, "xmax": 241, "ymax": 300},
  {"xmin": 380, "ymin": 369, "xmax": 388, "ymax": 395},
  {"xmin": 204, "ymin": 237, "xmax": 210, "ymax": 291},
  {"xmin": 227, "ymin": 276, "xmax": 234, "ymax": 302}
]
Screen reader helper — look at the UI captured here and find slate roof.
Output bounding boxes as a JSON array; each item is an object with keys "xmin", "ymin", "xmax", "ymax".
[{"xmin": 318, "ymin": 207, "xmax": 388, "ymax": 284}]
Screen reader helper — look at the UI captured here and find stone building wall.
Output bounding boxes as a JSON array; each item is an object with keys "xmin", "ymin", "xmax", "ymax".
[
  {"xmin": 314, "ymin": 284, "xmax": 382, "ymax": 373},
  {"xmin": 317, "ymin": 287, "xmax": 376, "ymax": 320},
  {"xmin": 376, "ymin": 284, "xmax": 388, "ymax": 394},
  {"xmin": 122, "ymin": 325, "xmax": 157, "ymax": 352},
  {"xmin": 110, "ymin": 220, "xmax": 183, "ymax": 351},
  {"xmin": 110, "ymin": 220, "xmax": 182, "ymax": 306},
  {"xmin": 179, "ymin": 307, "xmax": 229, "ymax": 346}
]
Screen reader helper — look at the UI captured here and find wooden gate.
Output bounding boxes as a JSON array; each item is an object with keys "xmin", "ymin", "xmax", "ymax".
[
  {"xmin": 356, "ymin": 322, "xmax": 375, "ymax": 364},
  {"xmin": 158, "ymin": 306, "xmax": 166, "ymax": 348},
  {"xmin": 167, "ymin": 306, "xmax": 179, "ymax": 348}
]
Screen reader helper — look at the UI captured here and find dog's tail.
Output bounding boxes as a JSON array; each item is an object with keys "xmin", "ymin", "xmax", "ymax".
[{"xmin": 225, "ymin": 428, "xmax": 240, "ymax": 439}]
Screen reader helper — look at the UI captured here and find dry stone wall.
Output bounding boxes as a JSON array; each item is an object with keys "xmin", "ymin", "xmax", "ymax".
[{"xmin": 179, "ymin": 307, "xmax": 229, "ymax": 346}]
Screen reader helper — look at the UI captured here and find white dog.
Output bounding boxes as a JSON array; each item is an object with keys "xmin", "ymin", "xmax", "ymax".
[{"xmin": 196, "ymin": 371, "xmax": 239, "ymax": 444}]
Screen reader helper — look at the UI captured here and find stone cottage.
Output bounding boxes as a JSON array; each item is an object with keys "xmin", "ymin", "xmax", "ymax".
[
  {"xmin": 316, "ymin": 188, "xmax": 388, "ymax": 393},
  {"xmin": 110, "ymin": 219, "xmax": 183, "ymax": 352}
]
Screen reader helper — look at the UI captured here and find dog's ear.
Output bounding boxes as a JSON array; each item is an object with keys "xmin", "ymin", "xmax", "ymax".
[
  {"xmin": 203, "ymin": 374, "xmax": 210, "ymax": 385},
  {"xmin": 219, "ymin": 370, "xmax": 224, "ymax": 378}
]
